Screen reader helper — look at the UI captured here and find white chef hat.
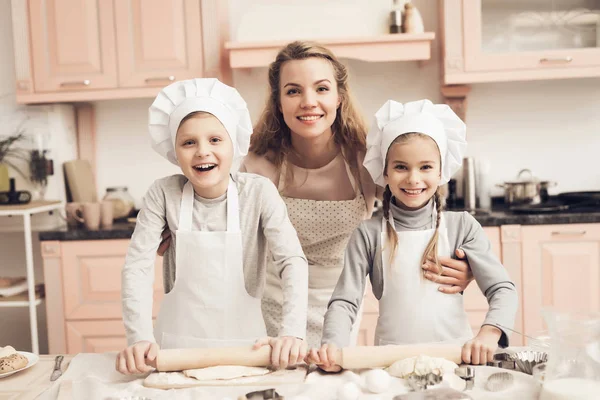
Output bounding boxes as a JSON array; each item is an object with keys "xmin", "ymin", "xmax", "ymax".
[
  {"xmin": 148, "ymin": 78, "xmax": 253, "ymax": 166},
  {"xmin": 363, "ymin": 99, "xmax": 467, "ymax": 186}
]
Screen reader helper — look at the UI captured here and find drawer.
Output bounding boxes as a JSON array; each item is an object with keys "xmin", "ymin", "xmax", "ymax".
[{"xmin": 61, "ymin": 240, "xmax": 164, "ymax": 320}]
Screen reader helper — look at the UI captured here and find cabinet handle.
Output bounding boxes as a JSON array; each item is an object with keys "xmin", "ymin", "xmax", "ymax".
[
  {"xmin": 540, "ymin": 57, "xmax": 573, "ymax": 64},
  {"xmin": 145, "ymin": 76, "xmax": 176, "ymax": 84},
  {"xmin": 60, "ymin": 80, "xmax": 91, "ymax": 87},
  {"xmin": 551, "ymin": 230, "xmax": 586, "ymax": 236}
]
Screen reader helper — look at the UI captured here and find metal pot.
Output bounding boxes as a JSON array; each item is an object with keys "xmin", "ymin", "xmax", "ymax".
[{"xmin": 496, "ymin": 169, "xmax": 556, "ymax": 206}]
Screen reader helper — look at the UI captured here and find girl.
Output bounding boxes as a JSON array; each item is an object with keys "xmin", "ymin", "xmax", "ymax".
[
  {"xmin": 116, "ymin": 78, "xmax": 308, "ymax": 375},
  {"xmin": 310, "ymin": 99, "xmax": 519, "ymax": 370},
  {"xmin": 240, "ymin": 42, "xmax": 475, "ymax": 349}
]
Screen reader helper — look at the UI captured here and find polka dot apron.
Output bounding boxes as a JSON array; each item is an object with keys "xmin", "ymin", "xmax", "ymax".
[{"xmin": 262, "ymin": 158, "xmax": 368, "ymax": 348}]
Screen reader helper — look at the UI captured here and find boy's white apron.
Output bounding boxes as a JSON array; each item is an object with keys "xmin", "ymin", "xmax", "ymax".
[
  {"xmin": 262, "ymin": 159, "xmax": 367, "ymax": 348},
  {"xmin": 154, "ymin": 179, "xmax": 267, "ymax": 349},
  {"xmin": 375, "ymin": 213, "xmax": 473, "ymax": 345}
]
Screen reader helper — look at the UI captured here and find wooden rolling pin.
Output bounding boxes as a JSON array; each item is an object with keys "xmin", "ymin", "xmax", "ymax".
[{"xmin": 156, "ymin": 344, "xmax": 462, "ymax": 372}]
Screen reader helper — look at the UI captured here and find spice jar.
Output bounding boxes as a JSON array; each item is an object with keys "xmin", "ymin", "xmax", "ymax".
[{"xmin": 103, "ymin": 187, "xmax": 135, "ymax": 219}]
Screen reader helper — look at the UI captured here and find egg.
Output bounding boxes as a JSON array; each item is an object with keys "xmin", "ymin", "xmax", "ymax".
[
  {"xmin": 337, "ymin": 381, "xmax": 361, "ymax": 400},
  {"xmin": 363, "ymin": 369, "xmax": 391, "ymax": 393}
]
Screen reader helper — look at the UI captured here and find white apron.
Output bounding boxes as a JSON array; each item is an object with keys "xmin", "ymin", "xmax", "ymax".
[
  {"xmin": 262, "ymin": 159, "xmax": 368, "ymax": 348},
  {"xmin": 154, "ymin": 179, "xmax": 267, "ymax": 349},
  {"xmin": 375, "ymin": 213, "xmax": 473, "ymax": 346}
]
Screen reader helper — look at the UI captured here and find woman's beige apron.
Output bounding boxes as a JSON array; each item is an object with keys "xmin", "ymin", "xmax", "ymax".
[{"xmin": 262, "ymin": 158, "xmax": 367, "ymax": 348}]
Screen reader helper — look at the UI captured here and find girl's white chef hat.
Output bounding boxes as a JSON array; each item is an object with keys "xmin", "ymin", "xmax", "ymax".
[
  {"xmin": 363, "ymin": 99, "xmax": 467, "ymax": 186},
  {"xmin": 148, "ymin": 78, "xmax": 253, "ymax": 166}
]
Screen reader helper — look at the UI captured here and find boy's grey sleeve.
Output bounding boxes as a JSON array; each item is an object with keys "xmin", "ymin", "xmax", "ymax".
[
  {"xmin": 259, "ymin": 179, "xmax": 308, "ymax": 340},
  {"xmin": 322, "ymin": 223, "xmax": 374, "ymax": 347},
  {"xmin": 459, "ymin": 213, "xmax": 519, "ymax": 347},
  {"xmin": 121, "ymin": 181, "xmax": 166, "ymax": 345}
]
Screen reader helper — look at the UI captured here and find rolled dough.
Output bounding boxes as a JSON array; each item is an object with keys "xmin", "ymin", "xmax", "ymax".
[{"xmin": 183, "ymin": 365, "xmax": 271, "ymax": 381}]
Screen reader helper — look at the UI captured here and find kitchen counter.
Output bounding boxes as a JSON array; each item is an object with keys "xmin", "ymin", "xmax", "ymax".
[
  {"xmin": 38, "ymin": 207, "xmax": 600, "ymax": 241},
  {"xmin": 6, "ymin": 352, "xmax": 540, "ymax": 400}
]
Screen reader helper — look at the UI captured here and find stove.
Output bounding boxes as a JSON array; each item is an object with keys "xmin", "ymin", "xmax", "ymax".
[{"xmin": 509, "ymin": 192, "xmax": 600, "ymax": 214}]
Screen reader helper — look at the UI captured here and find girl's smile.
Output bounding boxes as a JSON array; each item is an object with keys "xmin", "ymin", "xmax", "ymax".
[{"xmin": 384, "ymin": 135, "xmax": 442, "ymax": 211}]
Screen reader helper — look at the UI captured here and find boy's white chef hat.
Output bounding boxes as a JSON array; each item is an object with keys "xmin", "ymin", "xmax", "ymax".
[
  {"xmin": 148, "ymin": 78, "xmax": 253, "ymax": 166},
  {"xmin": 363, "ymin": 99, "xmax": 467, "ymax": 186}
]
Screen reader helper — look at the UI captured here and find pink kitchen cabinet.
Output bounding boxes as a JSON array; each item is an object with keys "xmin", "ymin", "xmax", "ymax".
[
  {"xmin": 12, "ymin": 0, "xmax": 229, "ymax": 104},
  {"xmin": 440, "ymin": 0, "xmax": 600, "ymax": 85},
  {"xmin": 41, "ymin": 239, "xmax": 164, "ymax": 354},
  {"xmin": 113, "ymin": 0, "xmax": 204, "ymax": 88},
  {"xmin": 28, "ymin": 0, "xmax": 119, "ymax": 92},
  {"xmin": 521, "ymin": 223, "xmax": 600, "ymax": 340}
]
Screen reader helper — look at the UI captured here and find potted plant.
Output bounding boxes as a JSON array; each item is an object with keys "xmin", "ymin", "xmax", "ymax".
[{"xmin": 0, "ymin": 131, "xmax": 29, "ymax": 192}]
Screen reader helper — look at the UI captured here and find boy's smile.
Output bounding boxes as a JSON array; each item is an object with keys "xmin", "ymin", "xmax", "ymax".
[{"xmin": 175, "ymin": 114, "xmax": 233, "ymax": 199}]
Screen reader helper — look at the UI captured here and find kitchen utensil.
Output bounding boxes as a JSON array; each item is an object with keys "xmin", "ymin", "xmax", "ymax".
[
  {"xmin": 486, "ymin": 353, "xmax": 516, "ymax": 370},
  {"xmin": 485, "ymin": 371, "xmax": 514, "ymax": 391},
  {"xmin": 407, "ymin": 372, "xmax": 443, "ymax": 391},
  {"xmin": 63, "ymin": 160, "xmax": 97, "ymax": 203},
  {"xmin": 510, "ymin": 198, "xmax": 600, "ymax": 214},
  {"xmin": 496, "ymin": 323, "xmax": 551, "ymax": 350},
  {"xmin": 156, "ymin": 344, "xmax": 463, "ymax": 372},
  {"xmin": 509, "ymin": 351, "xmax": 548, "ymax": 375},
  {"xmin": 50, "ymin": 355, "xmax": 64, "ymax": 381},
  {"xmin": 497, "ymin": 169, "xmax": 556, "ymax": 206},
  {"xmin": 454, "ymin": 366, "xmax": 475, "ymax": 390},
  {"xmin": 462, "ymin": 157, "xmax": 477, "ymax": 212},
  {"xmin": 243, "ymin": 388, "xmax": 282, "ymax": 399}
]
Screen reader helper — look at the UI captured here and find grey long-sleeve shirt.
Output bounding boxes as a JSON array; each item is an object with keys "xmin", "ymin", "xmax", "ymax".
[
  {"xmin": 322, "ymin": 199, "xmax": 518, "ymax": 348},
  {"xmin": 122, "ymin": 173, "xmax": 308, "ymax": 345}
]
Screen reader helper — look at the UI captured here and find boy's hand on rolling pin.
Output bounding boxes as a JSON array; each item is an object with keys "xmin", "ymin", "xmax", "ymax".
[
  {"xmin": 462, "ymin": 325, "xmax": 502, "ymax": 365},
  {"xmin": 253, "ymin": 336, "xmax": 307, "ymax": 369},
  {"xmin": 156, "ymin": 228, "xmax": 171, "ymax": 256},
  {"xmin": 116, "ymin": 340, "xmax": 159, "ymax": 374},
  {"xmin": 423, "ymin": 248, "xmax": 474, "ymax": 294},
  {"xmin": 306, "ymin": 343, "xmax": 342, "ymax": 373}
]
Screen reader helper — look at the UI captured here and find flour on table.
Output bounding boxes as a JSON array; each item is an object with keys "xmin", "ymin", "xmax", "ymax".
[{"xmin": 184, "ymin": 365, "xmax": 271, "ymax": 381}]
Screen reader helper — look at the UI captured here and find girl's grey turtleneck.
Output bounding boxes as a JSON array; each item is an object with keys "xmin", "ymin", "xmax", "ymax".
[{"xmin": 322, "ymin": 199, "xmax": 518, "ymax": 348}]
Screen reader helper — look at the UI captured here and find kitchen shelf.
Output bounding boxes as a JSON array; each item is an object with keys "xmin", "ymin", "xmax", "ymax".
[
  {"xmin": 0, "ymin": 200, "xmax": 64, "ymax": 354},
  {"xmin": 225, "ymin": 33, "xmax": 436, "ymax": 69}
]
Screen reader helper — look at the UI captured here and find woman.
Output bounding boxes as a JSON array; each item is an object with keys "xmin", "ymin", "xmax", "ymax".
[{"xmin": 239, "ymin": 41, "xmax": 473, "ymax": 349}]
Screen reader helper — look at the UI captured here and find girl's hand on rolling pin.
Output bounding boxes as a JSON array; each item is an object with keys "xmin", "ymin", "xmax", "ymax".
[
  {"xmin": 115, "ymin": 340, "xmax": 159, "ymax": 375},
  {"xmin": 253, "ymin": 336, "xmax": 307, "ymax": 369},
  {"xmin": 306, "ymin": 343, "xmax": 342, "ymax": 372},
  {"xmin": 462, "ymin": 325, "xmax": 502, "ymax": 365},
  {"xmin": 156, "ymin": 228, "xmax": 171, "ymax": 256},
  {"xmin": 423, "ymin": 248, "xmax": 474, "ymax": 294}
]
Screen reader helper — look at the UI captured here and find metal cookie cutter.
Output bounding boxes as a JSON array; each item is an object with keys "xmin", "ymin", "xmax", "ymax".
[
  {"xmin": 407, "ymin": 372, "xmax": 444, "ymax": 391},
  {"xmin": 241, "ymin": 388, "xmax": 283, "ymax": 400},
  {"xmin": 486, "ymin": 353, "xmax": 516, "ymax": 370},
  {"xmin": 454, "ymin": 366, "xmax": 475, "ymax": 390}
]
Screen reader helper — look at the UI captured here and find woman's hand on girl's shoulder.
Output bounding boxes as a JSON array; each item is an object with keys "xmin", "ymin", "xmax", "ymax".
[
  {"xmin": 253, "ymin": 336, "xmax": 307, "ymax": 370},
  {"xmin": 306, "ymin": 343, "xmax": 342, "ymax": 372},
  {"xmin": 422, "ymin": 248, "xmax": 474, "ymax": 294},
  {"xmin": 115, "ymin": 340, "xmax": 159, "ymax": 375}
]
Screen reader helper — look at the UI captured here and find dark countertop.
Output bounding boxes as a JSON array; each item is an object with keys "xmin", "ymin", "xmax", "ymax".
[{"xmin": 39, "ymin": 206, "xmax": 600, "ymax": 241}]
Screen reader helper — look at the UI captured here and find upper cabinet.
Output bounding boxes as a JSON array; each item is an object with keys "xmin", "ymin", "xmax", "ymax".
[
  {"xmin": 28, "ymin": 0, "xmax": 118, "ymax": 92},
  {"xmin": 12, "ymin": 0, "xmax": 228, "ymax": 104},
  {"xmin": 440, "ymin": 0, "xmax": 600, "ymax": 84},
  {"xmin": 114, "ymin": 0, "xmax": 203, "ymax": 88}
]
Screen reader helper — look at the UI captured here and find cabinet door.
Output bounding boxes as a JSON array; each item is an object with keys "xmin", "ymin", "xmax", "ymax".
[
  {"xmin": 61, "ymin": 239, "xmax": 164, "ymax": 320},
  {"xmin": 66, "ymin": 320, "xmax": 127, "ymax": 354},
  {"xmin": 521, "ymin": 224, "xmax": 600, "ymax": 337},
  {"xmin": 28, "ymin": 0, "xmax": 118, "ymax": 92},
  {"xmin": 114, "ymin": 0, "xmax": 203, "ymax": 88},
  {"xmin": 462, "ymin": 0, "xmax": 600, "ymax": 72}
]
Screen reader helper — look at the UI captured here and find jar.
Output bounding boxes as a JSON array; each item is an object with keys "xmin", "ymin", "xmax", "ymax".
[{"xmin": 103, "ymin": 187, "xmax": 135, "ymax": 219}]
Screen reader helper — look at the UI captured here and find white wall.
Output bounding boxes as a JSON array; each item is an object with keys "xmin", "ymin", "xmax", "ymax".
[{"xmin": 94, "ymin": 0, "xmax": 600, "ymax": 206}]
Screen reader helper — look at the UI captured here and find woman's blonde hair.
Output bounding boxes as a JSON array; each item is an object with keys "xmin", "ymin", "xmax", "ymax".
[
  {"xmin": 382, "ymin": 133, "xmax": 445, "ymax": 273},
  {"xmin": 249, "ymin": 41, "xmax": 367, "ymax": 189}
]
